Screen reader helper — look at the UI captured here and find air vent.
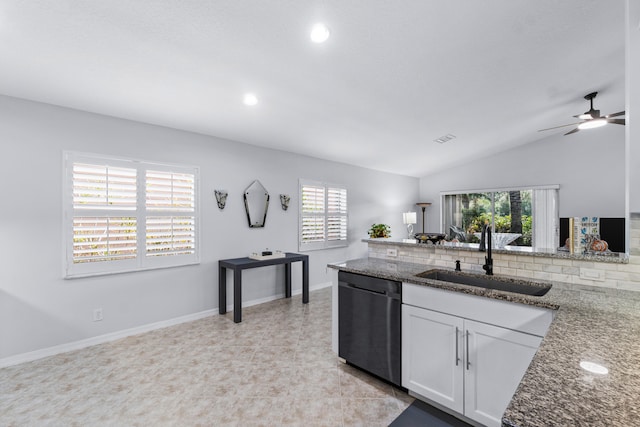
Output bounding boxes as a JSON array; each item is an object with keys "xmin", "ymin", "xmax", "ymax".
[{"xmin": 434, "ymin": 134, "xmax": 456, "ymax": 144}]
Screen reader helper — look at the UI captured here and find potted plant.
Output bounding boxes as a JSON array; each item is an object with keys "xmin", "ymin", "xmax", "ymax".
[{"xmin": 368, "ymin": 223, "xmax": 391, "ymax": 238}]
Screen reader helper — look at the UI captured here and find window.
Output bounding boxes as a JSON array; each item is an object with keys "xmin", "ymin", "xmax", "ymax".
[
  {"xmin": 299, "ymin": 180, "xmax": 348, "ymax": 251},
  {"xmin": 63, "ymin": 152, "xmax": 199, "ymax": 278},
  {"xmin": 441, "ymin": 186, "xmax": 558, "ymax": 250}
]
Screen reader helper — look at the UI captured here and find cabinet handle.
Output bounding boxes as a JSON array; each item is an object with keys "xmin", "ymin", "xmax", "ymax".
[
  {"xmin": 455, "ymin": 327, "xmax": 460, "ymax": 366},
  {"xmin": 466, "ymin": 330, "xmax": 471, "ymax": 370}
]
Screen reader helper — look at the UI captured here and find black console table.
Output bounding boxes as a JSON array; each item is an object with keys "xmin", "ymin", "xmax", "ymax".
[{"xmin": 218, "ymin": 252, "xmax": 309, "ymax": 323}]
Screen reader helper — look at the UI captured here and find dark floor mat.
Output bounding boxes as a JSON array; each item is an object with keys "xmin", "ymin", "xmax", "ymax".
[{"xmin": 389, "ymin": 399, "xmax": 473, "ymax": 427}]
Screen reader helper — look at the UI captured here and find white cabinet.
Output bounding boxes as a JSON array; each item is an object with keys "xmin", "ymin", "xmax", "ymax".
[
  {"xmin": 402, "ymin": 284, "xmax": 551, "ymax": 427},
  {"xmin": 463, "ymin": 319, "xmax": 541, "ymax": 427},
  {"xmin": 402, "ymin": 304, "xmax": 464, "ymax": 413}
]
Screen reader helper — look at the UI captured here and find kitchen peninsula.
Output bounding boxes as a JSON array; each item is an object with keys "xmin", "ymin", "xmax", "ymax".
[
  {"xmin": 365, "ymin": 238, "xmax": 632, "ymax": 289},
  {"xmin": 329, "ymin": 238, "xmax": 640, "ymax": 426}
]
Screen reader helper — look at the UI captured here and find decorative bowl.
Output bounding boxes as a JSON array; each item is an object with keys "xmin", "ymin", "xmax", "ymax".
[
  {"xmin": 473, "ymin": 232, "xmax": 521, "ymax": 248},
  {"xmin": 415, "ymin": 232, "xmax": 446, "ymax": 244}
]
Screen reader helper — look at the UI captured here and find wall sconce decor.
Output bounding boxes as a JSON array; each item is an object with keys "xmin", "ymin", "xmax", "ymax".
[
  {"xmin": 280, "ymin": 194, "xmax": 291, "ymax": 211},
  {"xmin": 402, "ymin": 211, "xmax": 417, "ymax": 238},
  {"xmin": 214, "ymin": 190, "xmax": 228, "ymax": 210}
]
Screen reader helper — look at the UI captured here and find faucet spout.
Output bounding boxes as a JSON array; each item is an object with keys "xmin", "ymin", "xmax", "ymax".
[{"xmin": 482, "ymin": 224, "xmax": 493, "ymax": 275}]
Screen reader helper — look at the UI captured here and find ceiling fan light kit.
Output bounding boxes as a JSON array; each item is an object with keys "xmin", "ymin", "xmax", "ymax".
[
  {"xmin": 538, "ymin": 91, "xmax": 625, "ymax": 136},
  {"xmin": 578, "ymin": 118, "xmax": 607, "ymax": 130}
]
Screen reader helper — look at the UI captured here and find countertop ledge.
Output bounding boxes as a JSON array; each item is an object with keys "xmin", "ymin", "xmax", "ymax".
[
  {"xmin": 363, "ymin": 238, "xmax": 629, "ymax": 264},
  {"xmin": 329, "ymin": 258, "xmax": 640, "ymax": 427}
]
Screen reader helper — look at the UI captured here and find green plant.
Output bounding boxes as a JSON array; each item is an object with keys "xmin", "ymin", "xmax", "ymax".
[{"xmin": 368, "ymin": 223, "xmax": 391, "ymax": 238}]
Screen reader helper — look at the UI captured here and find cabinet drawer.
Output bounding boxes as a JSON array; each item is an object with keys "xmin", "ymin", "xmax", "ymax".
[{"xmin": 403, "ymin": 283, "xmax": 554, "ymax": 337}]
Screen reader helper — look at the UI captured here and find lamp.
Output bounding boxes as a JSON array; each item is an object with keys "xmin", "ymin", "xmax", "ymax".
[
  {"xmin": 415, "ymin": 202, "xmax": 432, "ymax": 233},
  {"xmin": 402, "ymin": 212, "xmax": 417, "ymax": 238}
]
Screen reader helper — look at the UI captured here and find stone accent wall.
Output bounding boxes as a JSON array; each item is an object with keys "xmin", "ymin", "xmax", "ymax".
[{"xmin": 368, "ymin": 231, "xmax": 640, "ymax": 292}]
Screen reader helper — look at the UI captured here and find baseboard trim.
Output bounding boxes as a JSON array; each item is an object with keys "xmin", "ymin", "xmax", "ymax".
[
  {"xmin": 0, "ymin": 309, "xmax": 216, "ymax": 368},
  {"xmin": 0, "ymin": 282, "xmax": 332, "ymax": 368}
]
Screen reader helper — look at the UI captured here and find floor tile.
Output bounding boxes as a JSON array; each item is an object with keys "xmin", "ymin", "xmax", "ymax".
[{"xmin": 0, "ymin": 287, "xmax": 411, "ymax": 425}]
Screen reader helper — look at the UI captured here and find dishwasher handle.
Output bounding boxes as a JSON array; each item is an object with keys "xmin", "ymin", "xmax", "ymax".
[
  {"xmin": 341, "ymin": 281, "xmax": 391, "ymax": 296},
  {"xmin": 338, "ymin": 271, "xmax": 401, "ymax": 300}
]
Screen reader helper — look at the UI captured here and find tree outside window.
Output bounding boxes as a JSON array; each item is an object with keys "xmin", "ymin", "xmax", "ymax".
[{"xmin": 443, "ymin": 190, "xmax": 533, "ymax": 246}]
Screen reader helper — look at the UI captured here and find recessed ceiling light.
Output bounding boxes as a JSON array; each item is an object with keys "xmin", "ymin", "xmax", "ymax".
[
  {"xmin": 243, "ymin": 93, "xmax": 258, "ymax": 106},
  {"xmin": 310, "ymin": 23, "xmax": 330, "ymax": 43},
  {"xmin": 580, "ymin": 361, "xmax": 608, "ymax": 375}
]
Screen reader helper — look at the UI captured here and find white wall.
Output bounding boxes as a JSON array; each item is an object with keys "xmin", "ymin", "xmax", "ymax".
[
  {"xmin": 418, "ymin": 125, "xmax": 626, "ymax": 232},
  {"xmin": 0, "ymin": 95, "xmax": 419, "ymax": 360}
]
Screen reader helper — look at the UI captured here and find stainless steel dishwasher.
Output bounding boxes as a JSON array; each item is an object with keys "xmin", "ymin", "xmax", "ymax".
[{"xmin": 338, "ymin": 271, "xmax": 402, "ymax": 387}]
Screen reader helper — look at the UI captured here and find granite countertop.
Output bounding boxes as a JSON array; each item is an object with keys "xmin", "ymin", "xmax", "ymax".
[
  {"xmin": 328, "ymin": 257, "xmax": 640, "ymax": 426},
  {"xmin": 363, "ymin": 238, "xmax": 629, "ymax": 264}
]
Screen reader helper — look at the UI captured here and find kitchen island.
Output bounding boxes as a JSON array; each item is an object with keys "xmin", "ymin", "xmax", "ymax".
[{"xmin": 328, "ymin": 257, "xmax": 640, "ymax": 427}]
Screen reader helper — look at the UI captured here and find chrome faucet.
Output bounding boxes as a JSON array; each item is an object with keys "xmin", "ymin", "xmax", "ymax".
[{"xmin": 480, "ymin": 223, "xmax": 493, "ymax": 275}]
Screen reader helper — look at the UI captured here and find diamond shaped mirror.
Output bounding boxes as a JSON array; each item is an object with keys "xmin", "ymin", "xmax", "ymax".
[{"xmin": 244, "ymin": 180, "xmax": 270, "ymax": 228}]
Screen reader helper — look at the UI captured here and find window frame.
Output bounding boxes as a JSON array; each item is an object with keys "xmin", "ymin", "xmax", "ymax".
[
  {"xmin": 298, "ymin": 179, "xmax": 348, "ymax": 252},
  {"xmin": 440, "ymin": 184, "xmax": 559, "ymax": 250},
  {"xmin": 62, "ymin": 151, "xmax": 200, "ymax": 278}
]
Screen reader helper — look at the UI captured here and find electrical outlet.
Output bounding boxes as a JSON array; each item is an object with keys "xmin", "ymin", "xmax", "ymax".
[
  {"xmin": 93, "ymin": 308, "xmax": 103, "ymax": 322},
  {"xmin": 386, "ymin": 248, "xmax": 398, "ymax": 257},
  {"xmin": 580, "ymin": 268, "xmax": 605, "ymax": 282}
]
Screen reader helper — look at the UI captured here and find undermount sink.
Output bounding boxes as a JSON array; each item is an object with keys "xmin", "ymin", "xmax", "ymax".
[{"xmin": 415, "ymin": 269, "xmax": 552, "ymax": 296}]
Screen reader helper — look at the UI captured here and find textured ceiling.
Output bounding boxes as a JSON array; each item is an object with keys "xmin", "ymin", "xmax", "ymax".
[{"xmin": 0, "ymin": 0, "xmax": 626, "ymax": 177}]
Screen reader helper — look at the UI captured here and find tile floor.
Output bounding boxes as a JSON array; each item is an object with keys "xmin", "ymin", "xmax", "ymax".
[{"xmin": 0, "ymin": 287, "xmax": 413, "ymax": 426}]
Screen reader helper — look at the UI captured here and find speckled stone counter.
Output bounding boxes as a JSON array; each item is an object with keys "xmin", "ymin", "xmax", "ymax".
[
  {"xmin": 328, "ymin": 257, "xmax": 640, "ymax": 427},
  {"xmin": 363, "ymin": 238, "xmax": 629, "ymax": 263},
  {"xmin": 364, "ymin": 238, "xmax": 640, "ymax": 292}
]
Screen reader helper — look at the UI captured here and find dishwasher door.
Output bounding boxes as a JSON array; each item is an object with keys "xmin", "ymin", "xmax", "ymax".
[{"xmin": 338, "ymin": 271, "xmax": 401, "ymax": 386}]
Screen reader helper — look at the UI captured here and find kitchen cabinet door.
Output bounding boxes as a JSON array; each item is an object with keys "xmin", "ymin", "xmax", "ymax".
[
  {"xmin": 402, "ymin": 304, "xmax": 464, "ymax": 413},
  {"xmin": 464, "ymin": 319, "xmax": 542, "ymax": 427}
]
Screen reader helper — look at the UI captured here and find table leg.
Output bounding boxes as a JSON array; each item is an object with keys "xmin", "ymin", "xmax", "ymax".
[
  {"xmin": 285, "ymin": 263, "xmax": 292, "ymax": 298},
  {"xmin": 233, "ymin": 268, "xmax": 242, "ymax": 323},
  {"xmin": 219, "ymin": 265, "xmax": 226, "ymax": 314},
  {"xmin": 302, "ymin": 258, "xmax": 309, "ymax": 304}
]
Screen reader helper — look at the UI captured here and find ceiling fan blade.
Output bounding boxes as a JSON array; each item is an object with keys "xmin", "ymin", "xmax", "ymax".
[
  {"xmin": 538, "ymin": 122, "xmax": 582, "ymax": 132},
  {"xmin": 606, "ymin": 111, "xmax": 625, "ymax": 118},
  {"xmin": 607, "ymin": 118, "xmax": 625, "ymax": 125},
  {"xmin": 564, "ymin": 128, "xmax": 580, "ymax": 136}
]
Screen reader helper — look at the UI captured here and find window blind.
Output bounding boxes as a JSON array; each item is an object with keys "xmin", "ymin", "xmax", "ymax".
[
  {"xmin": 73, "ymin": 163, "xmax": 137, "ymax": 210},
  {"xmin": 327, "ymin": 187, "xmax": 347, "ymax": 242},
  {"xmin": 146, "ymin": 170, "xmax": 195, "ymax": 211},
  {"xmin": 145, "ymin": 170, "xmax": 196, "ymax": 257},
  {"xmin": 72, "ymin": 217, "xmax": 137, "ymax": 263},
  {"xmin": 301, "ymin": 184, "xmax": 325, "ymax": 243},
  {"xmin": 64, "ymin": 152, "xmax": 200, "ymax": 278},
  {"xmin": 299, "ymin": 180, "xmax": 348, "ymax": 251}
]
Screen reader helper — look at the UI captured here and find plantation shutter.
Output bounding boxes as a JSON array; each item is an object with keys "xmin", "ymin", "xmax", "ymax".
[
  {"xmin": 327, "ymin": 187, "xmax": 347, "ymax": 244},
  {"xmin": 64, "ymin": 152, "xmax": 200, "ymax": 278},
  {"xmin": 299, "ymin": 180, "xmax": 348, "ymax": 251},
  {"xmin": 72, "ymin": 163, "xmax": 138, "ymax": 264},
  {"xmin": 146, "ymin": 171, "xmax": 195, "ymax": 211},
  {"xmin": 145, "ymin": 170, "xmax": 196, "ymax": 257},
  {"xmin": 301, "ymin": 184, "xmax": 325, "ymax": 244}
]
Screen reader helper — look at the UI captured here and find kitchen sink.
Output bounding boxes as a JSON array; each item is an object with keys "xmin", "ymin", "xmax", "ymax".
[{"xmin": 415, "ymin": 269, "xmax": 552, "ymax": 296}]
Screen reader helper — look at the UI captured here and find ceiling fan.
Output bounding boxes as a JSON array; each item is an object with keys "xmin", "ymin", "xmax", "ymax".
[{"xmin": 538, "ymin": 92, "xmax": 625, "ymax": 136}]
